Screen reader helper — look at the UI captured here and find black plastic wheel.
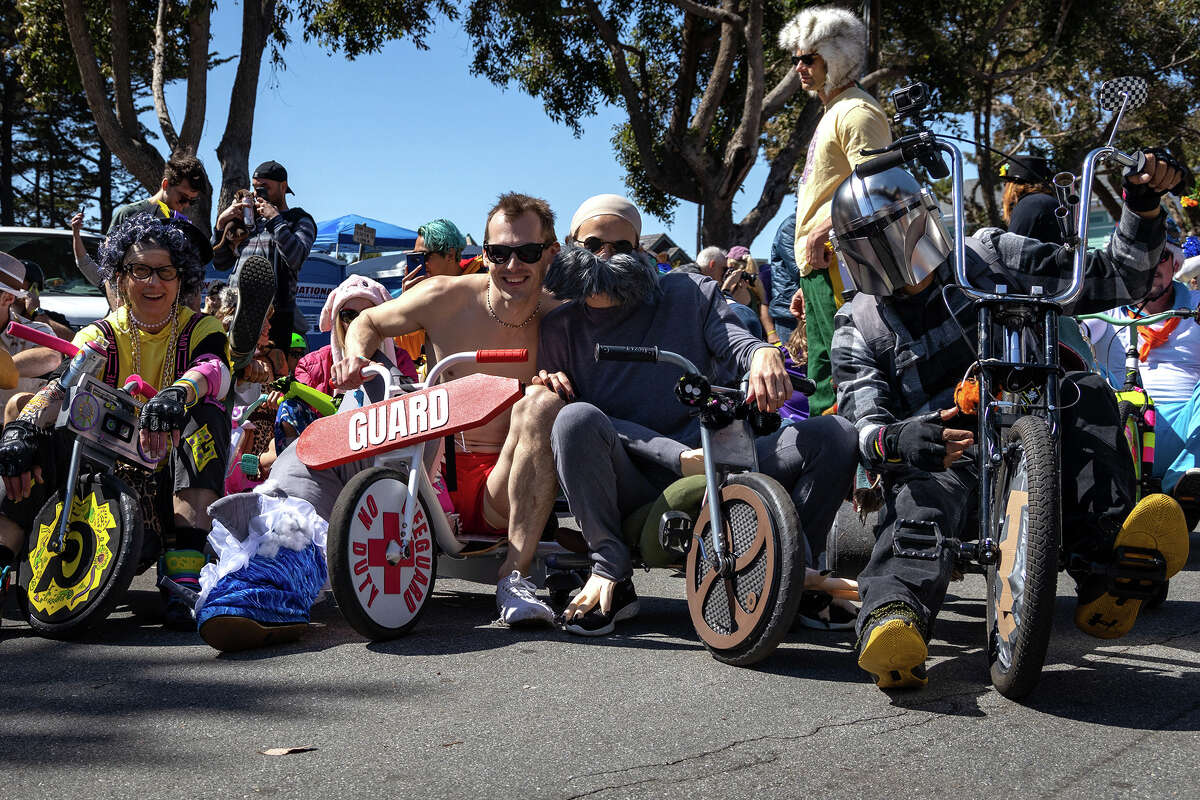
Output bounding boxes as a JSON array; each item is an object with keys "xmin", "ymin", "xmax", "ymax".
[
  {"xmin": 986, "ymin": 415, "xmax": 1060, "ymax": 699},
  {"xmin": 327, "ymin": 466, "xmax": 438, "ymax": 640},
  {"xmin": 686, "ymin": 472, "xmax": 805, "ymax": 667},
  {"xmin": 26, "ymin": 472, "xmax": 143, "ymax": 638},
  {"xmin": 827, "ymin": 503, "xmax": 876, "ymax": 579}
]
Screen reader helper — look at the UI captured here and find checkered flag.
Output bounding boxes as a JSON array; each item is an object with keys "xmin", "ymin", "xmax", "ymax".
[{"xmin": 1098, "ymin": 76, "xmax": 1148, "ymax": 112}]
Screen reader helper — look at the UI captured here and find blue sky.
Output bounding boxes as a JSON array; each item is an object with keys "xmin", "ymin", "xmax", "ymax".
[{"xmin": 150, "ymin": 4, "xmax": 798, "ymax": 260}]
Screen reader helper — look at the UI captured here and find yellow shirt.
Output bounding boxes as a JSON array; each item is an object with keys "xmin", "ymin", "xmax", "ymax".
[
  {"xmin": 793, "ymin": 86, "xmax": 892, "ymax": 277},
  {"xmin": 74, "ymin": 307, "xmax": 227, "ymax": 390}
]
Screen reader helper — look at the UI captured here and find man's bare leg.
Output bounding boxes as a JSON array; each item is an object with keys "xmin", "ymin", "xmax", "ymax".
[
  {"xmin": 482, "ymin": 387, "xmax": 564, "ymax": 578},
  {"xmin": 0, "ymin": 515, "xmax": 24, "ymax": 564}
]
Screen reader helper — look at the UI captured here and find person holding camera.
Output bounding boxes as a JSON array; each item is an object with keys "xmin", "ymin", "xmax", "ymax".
[
  {"xmin": 779, "ymin": 5, "xmax": 892, "ymax": 415},
  {"xmin": 212, "ymin": 160, "xmax": 316, "ymax": 370}
]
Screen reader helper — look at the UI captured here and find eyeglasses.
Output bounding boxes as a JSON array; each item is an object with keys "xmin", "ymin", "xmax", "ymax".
[
  {"xmin": 791, "ymin": 53, "xmax": 818, "ymax": 67},
  {"xmin": 483, "ymin": 242, "xmax": 551, "ymax": 265},
  {"xmin": 124, "ymin": 263, "xmax": 179, "ymax": 282},
  {"xmin": 339, "ymin": 308, "xmax": 361, "ymax": 326},
  {"xmin": 582, "ymin": 237, "xmax": 635, "ymax": 255}
]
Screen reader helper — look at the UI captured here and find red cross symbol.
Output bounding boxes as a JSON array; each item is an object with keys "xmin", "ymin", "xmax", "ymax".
[{"xmin": 366, "ymin": 511, "xmax": 414, "ymax": 594}]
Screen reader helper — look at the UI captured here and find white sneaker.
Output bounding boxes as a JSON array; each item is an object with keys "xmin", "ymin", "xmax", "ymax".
[{"xmin": 496, "ymin": 571, "xmax": 555, "ymax": 627}]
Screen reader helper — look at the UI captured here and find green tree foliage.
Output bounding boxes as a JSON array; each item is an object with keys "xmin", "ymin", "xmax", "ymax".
[{"xmin": 465, "ymin": 0, "xmax": 821, "ymax": 247}]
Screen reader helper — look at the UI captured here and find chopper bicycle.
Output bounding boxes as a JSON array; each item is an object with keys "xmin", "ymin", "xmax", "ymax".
[
  {"xmin": 843, "ymin": 76, "xmax": 1186, "ymax": 698},
  {"xmin": 297, "ymin": 345, "xmax": 856, "ymax": 667},
  {"xmin": 0, "ymin": 322, "xmax": 172, "ymax": 637}
]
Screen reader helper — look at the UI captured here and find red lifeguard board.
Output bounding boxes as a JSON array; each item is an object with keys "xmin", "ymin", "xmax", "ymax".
[{"xmin": 297, "ymin": 373, "xmax": 522, "ymax": 470}]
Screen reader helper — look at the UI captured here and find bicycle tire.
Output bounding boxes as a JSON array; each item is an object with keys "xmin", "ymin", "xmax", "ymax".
[
  {"xmin": 327, "ymin": 466, "xmax": 438, "ymax": 640},
  {"xmin": 986, "ymin": 415, "xmax": 1060, "ymax": 699},
  {"xmin": 686, "ymin": 472, "xmax": 805, "ymax": 667},
  {"xmin": 26, "ymin": 472, "xmax": 143, "ymax": 638}
]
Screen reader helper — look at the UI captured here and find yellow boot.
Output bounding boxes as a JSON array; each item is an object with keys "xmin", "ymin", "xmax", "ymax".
[
  {"xmin": 1075, "ymin": 494, "xmax": 1190, "ymax": 639},
  {"xmin": 856, "ymin": 602, "xmax": 928, "ymax": 689}
]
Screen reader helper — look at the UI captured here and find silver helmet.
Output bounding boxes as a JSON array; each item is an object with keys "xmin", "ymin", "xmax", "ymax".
[{"xmin": 828, "ymin": 166, "xmax": 952, "ymax": 296}]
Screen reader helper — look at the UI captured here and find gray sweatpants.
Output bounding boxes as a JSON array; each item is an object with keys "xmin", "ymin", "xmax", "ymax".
[{"xmin": 552, "ymin": 402, "xmax": 858, "ymax": 581}]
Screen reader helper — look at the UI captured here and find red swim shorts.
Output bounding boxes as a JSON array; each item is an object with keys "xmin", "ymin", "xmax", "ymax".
[{"xmin": 447, "ymin": 451, "xmax": 507, "ymax": 535}]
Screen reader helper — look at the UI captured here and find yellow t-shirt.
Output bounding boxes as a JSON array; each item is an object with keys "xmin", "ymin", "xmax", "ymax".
[
  {"xmin": 73, "ymin": 307, "xmax": 228, "ymax": 390},
  {"xmin": 793, "ymin": 86, "xmax": 892, "ymax": 277}
]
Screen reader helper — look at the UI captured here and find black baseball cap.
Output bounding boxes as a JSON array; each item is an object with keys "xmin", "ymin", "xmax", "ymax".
[
  {"xmin": 999, "ymin": 155, "xmax": 1055, "ymax": 185},
  {"xmin": 253, "ymin": 160, "xmax": 295, "ymax": 194}
]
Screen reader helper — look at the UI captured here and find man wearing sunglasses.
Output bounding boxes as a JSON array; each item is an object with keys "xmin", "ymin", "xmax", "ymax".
[
  {"xmin": 332, "ymin": 192, "xmax": 567, "ymax": 629},
  {"xmin": 778, "ymin": 6, "xmax": 891, "ymax": 416},
  {"xmin": 109, "ymin": 148, "xmax": 210, "ymax": 231},
  {"xmin": 538, "ymin": 194, "xmax": 858, "ymax": 636}
]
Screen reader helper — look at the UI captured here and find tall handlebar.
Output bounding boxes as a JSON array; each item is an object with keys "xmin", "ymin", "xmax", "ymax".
[{"xmin": 6, "ymin": 321, "xmax": 78, "ymax": 357}]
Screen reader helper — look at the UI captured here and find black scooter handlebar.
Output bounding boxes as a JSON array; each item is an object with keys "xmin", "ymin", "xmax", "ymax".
[{"xmin": 594, "ymin": 344, "xmax": 659, "ymax": 363}]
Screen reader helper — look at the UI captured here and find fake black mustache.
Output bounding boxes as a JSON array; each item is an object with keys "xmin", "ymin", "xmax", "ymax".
[{"xmin": 543, "ymin": 244, "xmax": 659, "ymax": 306}]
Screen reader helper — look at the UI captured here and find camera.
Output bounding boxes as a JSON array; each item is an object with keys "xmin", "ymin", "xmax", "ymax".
[{"xmin": 891, "ymin": 82, "xmax": 931, "ymax": 122}]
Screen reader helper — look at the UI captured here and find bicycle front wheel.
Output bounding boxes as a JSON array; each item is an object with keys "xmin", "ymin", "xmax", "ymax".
[{"xmin": 986, "ymin": 415, "xmax": 1060, "ymax": 699}]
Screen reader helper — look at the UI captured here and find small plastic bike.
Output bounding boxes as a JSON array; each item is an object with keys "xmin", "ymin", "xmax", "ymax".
[
  {"xmin": 2, "ymin": 322, "xmax": 164, "ymax": 637},
  {"xmin": 592, "ymin": 344, "xmax": 857, "ymax": 665},
  {"xmin": 852, "ymin": 76, "xmax": 1174, "ymax": 697},
  {"xmin": 297, "ymin": 345, "xmax": 854, "ymax": 666}
]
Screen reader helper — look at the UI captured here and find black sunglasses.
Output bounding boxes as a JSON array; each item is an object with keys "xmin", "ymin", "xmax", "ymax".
[
  {"xmin": 582, "ymin": 237, "xmax": 635, "ymax": 255},
  {"xmin": 338, "ymin": 308, "xmax": 361, "ymax": 326},
  {"xmin": 791, "ymin": 53, "xmax": 818, "ymax": 67},
  {"xmin": 483, "ymin": 242, "xmax": 551, "ymax": 265}
]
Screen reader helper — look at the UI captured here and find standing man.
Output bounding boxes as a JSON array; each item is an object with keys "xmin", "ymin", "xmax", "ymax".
[
  {"xmin": 780, "ymin": 5, "xmax": 892, "ymax": 415},
  {"xmin": 71, "ymin": 148, "xmax": 211, "ymax": 290},
  {"xmin": 332, "ymin": 193, "xmax": 566, "ymax": 628},
  {"xmin": 213, "ymin": 160, "xmax": 317, "ymax": 367},
  {"xmin": 767, "ymin": 212, "xmax": 801, "ymax": 342},
  {"xmin": 110, "ymin": 148, "xmax": 210, "ymax": 231}
]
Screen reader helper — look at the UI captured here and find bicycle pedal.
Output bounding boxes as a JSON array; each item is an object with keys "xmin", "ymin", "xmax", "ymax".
[
  {"xmin": 892, "ymin": 519, "xmax": 944, "ymax": 561},
  {"xmin": 658, "ymin": 511, "xmax": 694, "ymax": 555},
  {"xmin": 1096, "ymin": 545, "xmax": 1168, "ymax": 600}
]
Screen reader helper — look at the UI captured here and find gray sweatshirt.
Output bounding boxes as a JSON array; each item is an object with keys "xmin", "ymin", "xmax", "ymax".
[{"xmin": 538, "ymin": 272, "xmax": 771, "ymax": 478}]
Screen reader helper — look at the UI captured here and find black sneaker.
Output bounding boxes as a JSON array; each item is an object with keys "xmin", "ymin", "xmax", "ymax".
[
  {"xmin": 563, "ymin": 578, "xmax": 639, "ymax": 637},
  {"xmin": 1171, "ymin": 468, "xmax": 1200, "ymax": 531},
  {"xmin": 228, "ymin": 253, "xmax": 277, "ymax": 370},
  {"xmin": 796, "ymin": 590, "xmax": 858, "ymax": 631}
]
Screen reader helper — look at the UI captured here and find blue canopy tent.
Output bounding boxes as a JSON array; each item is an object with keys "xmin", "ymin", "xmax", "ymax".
[{"xmin": 312, "ymin": 214, "xmax": 418, "ymax": 254}]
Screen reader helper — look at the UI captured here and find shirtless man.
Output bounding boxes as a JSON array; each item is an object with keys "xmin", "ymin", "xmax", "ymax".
[{"xmin": 331, "ymin": 193, "xmax": 565, "ymax": 627}]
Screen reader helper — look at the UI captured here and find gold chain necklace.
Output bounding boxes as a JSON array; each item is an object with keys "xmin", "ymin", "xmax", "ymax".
[
  {"xmin": 126, "ymin": 302, "xmax": 181, "ymax": 389},
  {"xmin": 486, "ymin": 283, "xmax": 540, "ymax": 329}
]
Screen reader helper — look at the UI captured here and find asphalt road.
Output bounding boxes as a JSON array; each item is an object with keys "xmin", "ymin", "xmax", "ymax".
[{"xmin": 3, "ymin": 529, "xmax": 1198, "ymax": 800}]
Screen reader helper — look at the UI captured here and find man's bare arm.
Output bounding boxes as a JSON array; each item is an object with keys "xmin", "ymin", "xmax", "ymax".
[{"xmin": 13, "ymin": 346, "xmax": 63, "ymax": 379}]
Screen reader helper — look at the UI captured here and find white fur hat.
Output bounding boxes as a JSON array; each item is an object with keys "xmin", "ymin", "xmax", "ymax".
[{"xmin": 778, "ymin": 5, "xmax": 868, "ymax": 94}]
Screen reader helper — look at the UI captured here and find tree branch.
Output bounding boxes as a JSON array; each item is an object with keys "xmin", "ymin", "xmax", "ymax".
[
  {"xmin": 109, "ymin": 0, "xmax": 139, "ymax": 137},
  {"xmin": 735, "ymin": 95, "xmax": 822, "ymax": 241},
  {"xmin": 721, "ymin": 0, "xmax": 765, "ymax": 190},
  {"xmin": 179, "ymin": 0, "xmax": 211, "ymax": 149},
  {"xmin": 760, "ymin": 67, "xmax": 801, "ymax": 122},
  {"xmin": 61, "ymin": 0, "xmax": 164, "ymax": 190},
  {"xmin": 152, "ymin": 0, "xmax": 181, "ymax": 152},
  {"xmin": 664, "ymin": 0, "xmax": 742, "ymax": 26},
  {"xmin": 579, "ymin": 0, "xmax": 673, "ymax": 189},
  {"xmin": 688, "ymin": 0, "xmax": 739, "ymax": 142}
]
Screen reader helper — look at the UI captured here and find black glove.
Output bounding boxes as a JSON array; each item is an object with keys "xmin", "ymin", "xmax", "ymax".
[
  {"xmin": 0, "ymin": 420, "xmax": 43, "ymax": 477},
  {"xmin": 139, "ymin": 385, "xmax": 190, "ymax": 434},
  {"xmin": 1123, "ymin": 147, "xmax": 1192, "ymax": 212},
  {"xmin": 880, "ymin": 411, "xmax": 947, "ymax": 472}
]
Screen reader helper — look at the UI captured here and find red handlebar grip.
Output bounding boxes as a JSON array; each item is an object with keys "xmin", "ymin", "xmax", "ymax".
[
  {"xmin": 476, "ymin": 349, "xmax": 529, "ymax": 363},
  {"xmin": 5, "ymin": 321, "xmax": 79, "ymax": 357},
  {"xmin": 121, "ymin": 374, "xmax": 158, "ymax": 400}
]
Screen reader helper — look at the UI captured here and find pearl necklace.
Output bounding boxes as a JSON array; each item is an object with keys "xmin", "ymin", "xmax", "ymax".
[
  {"xmin": 486, "ymin": 283, "xmax": 540, "ymax": 329},
  {"xmin": 126, "ymin": 302, "xmax": 181, "ymax": 390}
]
